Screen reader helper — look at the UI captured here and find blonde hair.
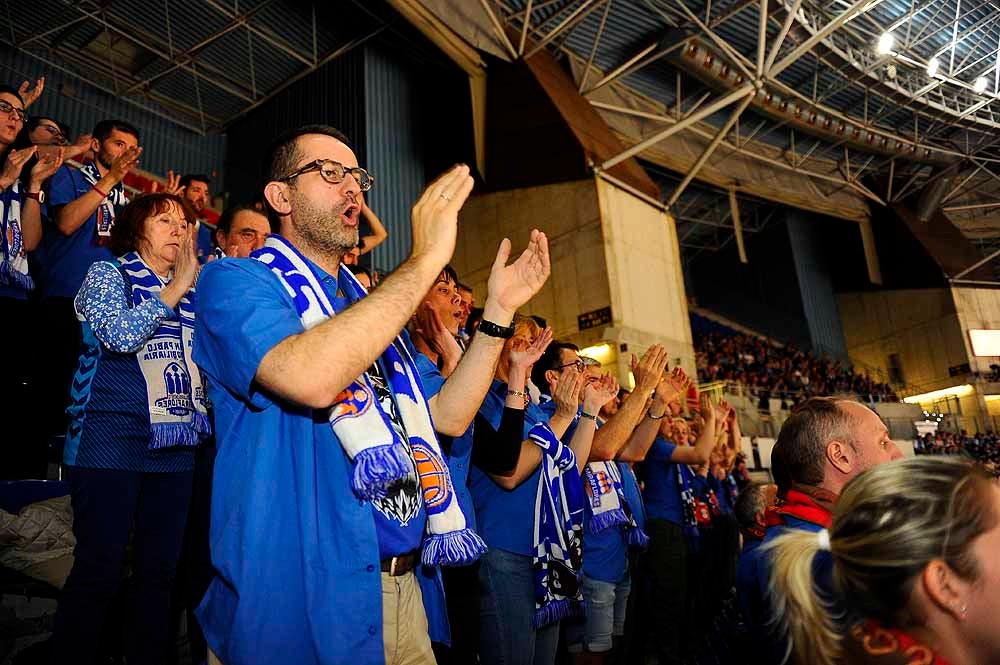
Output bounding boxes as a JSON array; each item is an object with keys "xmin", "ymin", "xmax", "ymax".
[
  {"xmin": 767, "ymin": 457, "xmax": 996, "ymax": 665},
  {"xmin": 495, "ymin": 315, "xmax": 542, "ymax": 382}
]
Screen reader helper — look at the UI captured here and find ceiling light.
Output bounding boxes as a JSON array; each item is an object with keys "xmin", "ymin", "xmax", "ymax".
[
  {"xmin": 927, "ymin": 57, "xmax": 940, "ymax": 77},
  {"xmin": 974, "ymin": 76, "xmax": 988, "ymax": 94},
  {"xmin": 876, "ymin": 32, "xmax": 895, "ymax": 55}
]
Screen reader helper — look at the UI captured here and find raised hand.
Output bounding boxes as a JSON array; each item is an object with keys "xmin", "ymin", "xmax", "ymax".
[
  {"xmin": 0, "ymin": 147, "xmax": 36, "ymax": 189},
  {"xmin": 509, "ymin": 326, "xmax": 553, "ymax": 373},
  {"xmin": 631, "ymin": 344, "xmax": 669, "ymax": 394},
  {"xmin": 63, "ymin": 133, "xmax": 93, "ymax": 161},
  {"xmin": 172, "ymin": 223, "xmax": 201, "ymax": 292},
  {"xmin": 410, "ymin": 164, "xmax": 474, "ymax": 270},
  {"xmin": 699, "ymin": 392, "xmax": 716, "ymax": 426},
  {"xmin": 654, "ymin": 365, "xmax": 689, "ymax": 406},
  {"xmin": 584, "ymin": 373, "xmax": 619, "ymax": 413},
  {"xmin": 485, "ymin": 229, "xmax": 551, "ymax": 317},
  {"xmin": 165, "ymin": 170, "xmax": 183, "ymax": 196},
  {"xmin": 553, "ymin": 368, "xmax": 584, "ymax": 419},
  {"xmin": 18, "ymin": 77, "xmax": 45, "ymax": 108},
  {"xmin": 109, "ymin": 145, "xmax": 143, "ymax": 183},
  {"xmin": 29, "ymin": 146, "xmax": 63, "ymax": 188}
]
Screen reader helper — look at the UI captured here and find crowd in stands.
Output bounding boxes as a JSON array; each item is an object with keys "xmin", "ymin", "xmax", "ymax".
[
  {"xmin": 915, "ymin": 430, "xmax": 1000, "ymax": 476},
  {"xmin": 695, "ymin": 330, "xmax": 899, "ymax": 405},
  {"xmin": 3, "ymin": 75, "xmax": 1000, "ymax": 665}
]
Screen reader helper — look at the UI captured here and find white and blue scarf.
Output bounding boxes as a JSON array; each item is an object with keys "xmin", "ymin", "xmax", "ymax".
[
  {"xmin": 583, "ymin": 460, "xmax": 649, "ymax": 547},
  {"xmin": 529, "ymin": 422, "xmax": 585, "ymax": 628},
  {"xmin": 118, "ymin": 252, "xmax": 210, "ymax": 449},
  {"xmin": 253, "ymin": 235, "xmax": 485, "ymax": 567},
  {"xmin": 0, "ymin": 180, "xmax": 32, "ymax": 291},
  {"xmin": 78, "ymin": 162, "xmax": 127, "ymax": 240}
]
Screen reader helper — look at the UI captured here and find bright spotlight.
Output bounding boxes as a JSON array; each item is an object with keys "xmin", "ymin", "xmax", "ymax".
[
  {"xmin": 876, "ymin": 32, "xmax": 895, "ymax": 55},
  {"xmin": 926, "ymin": 57, "xmax": 940, "ymax": 77},
  {"xmin": 974, "ymin": 76, "xmax": 989, "ymax": 94}
]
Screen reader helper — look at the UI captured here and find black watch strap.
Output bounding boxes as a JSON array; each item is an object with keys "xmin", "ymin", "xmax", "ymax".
[{"xmin": 478, "ymin": 318, "xmax": 515, "ymax": 339}]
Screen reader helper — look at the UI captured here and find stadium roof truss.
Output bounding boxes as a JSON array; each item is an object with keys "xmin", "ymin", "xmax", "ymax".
[{"xmin": 484, "ymin": 0, "xmax": 1000, "ymax": 258}]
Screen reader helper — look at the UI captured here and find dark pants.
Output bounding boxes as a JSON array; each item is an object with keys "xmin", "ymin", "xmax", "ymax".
[
  {"xmin": 0, "ymin": 296, "xmax": 46, "ymax": 479},
  {"xmin": 615, "ymin": 549, "xmax": 646, "ymax": 665},
  {"xmin": 40, "ymin": 296, "xmax": 81, "ymax": 437},
  {"xmin": 50, "ymin": 466, "xmax": 194, "ymax": 665},
  {"xmin": 432, "ymin": 560, "xmax": 481, "ymax": 665},
  {"xmin": 175, "ymin": 440, "xmax": 216, "ymax": 662},
  {"xmin": 644, "ymin": 519, "xmax": 689, "ymax": 665}
]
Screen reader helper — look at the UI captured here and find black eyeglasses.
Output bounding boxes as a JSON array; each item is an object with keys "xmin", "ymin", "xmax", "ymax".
[
  {"xmin": 555, "ymin": 359, "xmax": 587, "ymax": 373},
  {"xmin": 0, "ymin": 100, "xmax": 26, "ymax": 124},
  {"xmin": 280, "ymin": 159, "xmax": 374, "ymax": 192}
]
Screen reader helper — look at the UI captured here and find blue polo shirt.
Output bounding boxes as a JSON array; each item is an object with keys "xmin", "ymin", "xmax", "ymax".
[
  {"xmin": 41, "ymin": 164, "xmax": 122, "ymax": 299},
  {"xmin": 641, "ymin": 438, "xmax": 683, "ymax": 524},
  {"xmin": 193, "ymin": 256, "xmax": 443, "ymax": 665},
  {"xmin": 469, "ymin": 380, "xmax": 548, "ymax": 556},
  {"xmin": 411, "ymin": 349, "xmax": 476, "ymax": 530}
]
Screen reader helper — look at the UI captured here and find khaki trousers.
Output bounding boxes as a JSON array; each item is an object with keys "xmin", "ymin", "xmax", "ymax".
[{"xmin": 207, "ymin": 571, "xmax": 435, "ymax": 665}]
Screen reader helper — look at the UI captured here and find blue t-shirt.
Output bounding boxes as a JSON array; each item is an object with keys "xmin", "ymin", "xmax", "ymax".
[
  {"xmin": 582, "ymin": 461, "xmax": 645, "ymax": 584},
  {"xmin": 641, "ymin": 438, "xmax": 683, "ymax": 524},
  {"xmin": 41, "ymin": 164, "xmax": 121, "ymax": 299},
  {"xmin": 469, "ymin": 380, "xmax": 548, "ymax": 557},
  {"xmin": 192, "ymin": 256, "xmax": 442, "ymax": 665},
  {"xmin": 196, "ymin": 222, "xmax": 214, "ymax": 264},
  {"xmin": 411, "ymin": 349, "xmax": 477, "ymax": 531}
]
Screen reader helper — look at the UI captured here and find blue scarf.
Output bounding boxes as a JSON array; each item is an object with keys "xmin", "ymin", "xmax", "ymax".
[
  {"xmin": 253, "ymin": 235, "xmax": 485, "ymax": 567},
  {"xmin": 118, "ymin": 252, "xmax": 210, "ymax": 449},
  {"xmin": 0, "ymin": 180, "xmax": 32, "ymax": 291},
  {"xmin": 583, "ymin": 460, "xmax": 649, "ymax": 547},
  {"xmin": 529, "ymin": 421, "xmax": 585, "ymax": 628},
  {"xmin": 78, "ymin": 162, "xmax": 127, "ymax": 242},
  {"xmin": 678, "ymin": 464, "xmax": 720, "ymax": 550}
]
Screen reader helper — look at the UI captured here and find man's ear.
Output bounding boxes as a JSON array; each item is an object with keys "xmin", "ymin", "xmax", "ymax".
[
  {"xmin": 90, "ymin": 136, "xmax": 101, "ymax": 154},
  {"xmin": 263, "ymin": 181, "xmax": 291, "ymax": 217},
  {"xmin": 545, "ymin": 369, "xmax": 558, "ymax": 391},
  {"xmin": 921, "ymin": 559, "xmax": 970, "ymax": 621},
  {"xmin": 826, "ymin": 439, "xmax": 854, "ymax": 476}
]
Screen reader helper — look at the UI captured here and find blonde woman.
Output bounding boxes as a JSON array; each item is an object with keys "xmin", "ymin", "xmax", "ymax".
[{"xmin": 768, "ymin": 456, "xmax": 1000, "ymax": 665}]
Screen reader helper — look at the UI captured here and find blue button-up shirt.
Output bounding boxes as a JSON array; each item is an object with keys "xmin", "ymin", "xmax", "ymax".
[{"xmin": 193, "ymin": 256, "xmax": 445, "ymax": 665}]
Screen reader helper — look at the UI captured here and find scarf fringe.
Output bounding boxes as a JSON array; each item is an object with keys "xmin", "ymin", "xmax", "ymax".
[
  {"xmin": 421, "ymin": 528, "xmax": 487, "ymax": 567},
  {"xmin": 587, "ymin": 508, "xmax": 628, "ymax": 535},
  {"xmin": 351, "ymin": 443, "xmax": 414, "ymax": 500},
  {"xmin": 0, "ymin": 261, "xmax": 33, "ymax": 291},
  {"xmin": 625, "ymin": 526, "xmax": 650, "ymax": 548},
  {"xmin": 149, "ymin": 422, "xmax": 203, "ymax": 450},
  {"xmin": 532, "ymin": 597, "xmax": 583, "ymax": 629}
]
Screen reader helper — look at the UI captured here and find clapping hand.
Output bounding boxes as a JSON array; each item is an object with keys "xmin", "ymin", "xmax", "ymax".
[
  {"xmin": 1, "ymin": 147, "xmax": 36, "ymax": 188},
  {"xmin": 509, "ymin": 327, "xmax": 553, "ymax": 373},
  {"xmin": 485, "ymin": 230, "xmax": 551, "ymax": 318},
  {"xmin": 109, "ymin": 145, "xmax": 143, "ymax": 182},
  {"xmin": 584, "ymin": 373, "xmax": 619, "ymax": 414},
  {"xmin": 553, "ymin": 368, "xmax": 584, "ymax": 419},
  {"xmin": 631, "ymin": 345, "xmax": 669, "ymax": 394},
  {"xmin": 173, "ymin": 223, "xmax": 201, "ymax": 292},
  {"xmin": 29, "ymin": 146, "xmax": 63, "ymax": 189},
  {"xmin": 410, "ymin": 165, "xmax": 474, "ymax": 270},
  {"xmin": 18, "ymin": 77, "xmax": 44, "ymax": 108},
  {"xmin": 654, "ymin": 365, "xmax": 690, "ymax": 406}
]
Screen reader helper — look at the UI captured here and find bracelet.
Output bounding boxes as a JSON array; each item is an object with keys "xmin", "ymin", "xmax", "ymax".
[
  {"xmin": 507, "ymin": 389, "xmax": 529, "ymax": 406},
  {"xmin": 580, "ymin": 411, "xmax": 598, "ymax": 421},
  {"xmin": 92, "ymin": 184, "xmax": 109, "ymax": 199},
  {"xmin": 647, "ymin": 411, "xmax": 666, "ymax": 420}
]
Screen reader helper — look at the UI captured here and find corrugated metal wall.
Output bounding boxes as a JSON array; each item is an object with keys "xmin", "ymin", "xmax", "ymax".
[
  {"xmin": 786, "ymin": 210, "xmax": 850, "ymax": 360},
  {"xmin": 0, "ymin": 48, "xmax": 225, "ymax": 181},
  {"xmin": 223, "ymin": 48, "xmax": 367, "ymax": 206},
  {"xmin": 363, "ymin": 44, "xmax": 426, "ymax": 274}
]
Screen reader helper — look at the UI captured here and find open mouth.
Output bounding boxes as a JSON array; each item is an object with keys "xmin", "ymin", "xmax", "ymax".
[{"xmin": 341, "ymin": 203, "xmax": 361, "ymax": 227}]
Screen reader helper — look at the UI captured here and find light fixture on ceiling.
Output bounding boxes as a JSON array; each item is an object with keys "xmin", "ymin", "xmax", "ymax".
[
  {"xmin": 974, "ymin": 76, "xmax": 989, "ymax": 94},
  {"xmin": 876, "ymin": 32, "xmax": 895, "ymax": 55},
  {"xmin": 926, "ymin": 57, "xmax": 940, "ymax": 77}
]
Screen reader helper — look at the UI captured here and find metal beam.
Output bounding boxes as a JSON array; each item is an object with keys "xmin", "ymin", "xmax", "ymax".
[
  {"xmin": 756, "ymin": 0, "xmax": 768, "ymax": 77},
  {"xmin": 768, "ymin": 0, "xmax": 888, "ymax": 79},
  {"xmin": 479, "ymin": 0, "xmax": 519, "ymax": 60},
  {"xmin": 668, "ymin": 95, "xmax": 754, "ymax": 206},
  {"xmin": 763, "ymin": 0, "xmax": 803, "ymax": 74},
  {"xmin": 577, "ymin": 0, "xmax": 612, "ymax": 92},
  {"xmin": 601, "ymin": 84, "xmax": 755, "ymax": 171},
  {"xmin": 201, "ymin": 0, "xmax": 315, "ymax": 67},
  {"xmin": 729, "ymin": 187, "xmax": 748, "ymax": 263},
  {"xmin": 953, "ymin": 245, "xmax": 1000, "ymax": 279},
  {"xmin": 525, "ymin": 0, "xmax": 601, "ymax": 59}
]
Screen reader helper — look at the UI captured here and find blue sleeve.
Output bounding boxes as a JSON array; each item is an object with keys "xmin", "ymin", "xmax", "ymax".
[
  {"xmin": 647, "ymin": 438, "xmax": 677, "ymax": 462},
  {"xmin": 193, "ymin": 259, "xmax": 307, "ymax": 408},
  {"xmin": 75, "ymin": 261, "xmax": 175, "ymax": 353},
  {"xmin": 413, "ymin": 350, "xmax": 446, "ymax": 398},
  {"xmin": 47, "ymin": 165, "xmax": 80, "ymax": 207}
]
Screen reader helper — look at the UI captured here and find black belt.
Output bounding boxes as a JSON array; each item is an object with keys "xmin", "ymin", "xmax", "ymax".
[{"xmin": 381, "ymin": 550, "xmax": 419, "ymax": 576}]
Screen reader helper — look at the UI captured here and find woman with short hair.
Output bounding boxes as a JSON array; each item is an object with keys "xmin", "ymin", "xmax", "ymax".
[{"xmin": 51, "ymin": 192, "xmax": 210, "ymax": 665}]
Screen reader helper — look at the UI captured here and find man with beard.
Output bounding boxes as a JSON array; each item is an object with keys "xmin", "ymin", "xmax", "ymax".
[
  {"xmin": 175, "ymin": 174, "xmax": 215, "ymax": 261},
  {"xmin": 40, "ymin": 119, "xmax": 141, "ymax": 434},
  {"xmin": 194, "ymin": 125, "xmax": 551, "ymax": 665}
]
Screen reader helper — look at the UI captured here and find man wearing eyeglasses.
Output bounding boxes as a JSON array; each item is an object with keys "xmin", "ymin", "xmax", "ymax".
[
  {"xmin": 211, "ymin": 203, "xmax": 272, "ymax": 259},
  {"xmin": 193, "ymin": 124, "xmax": 551, "ymax": 665}
]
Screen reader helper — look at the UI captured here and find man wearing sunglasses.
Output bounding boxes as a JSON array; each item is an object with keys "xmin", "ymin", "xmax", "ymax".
[{"xmin": 194, "ymin": 124, "xmax": 552, "ymax": 665}]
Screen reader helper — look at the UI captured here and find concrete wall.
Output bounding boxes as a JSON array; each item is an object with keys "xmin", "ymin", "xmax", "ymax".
[
  {"xmin": 837, "ymin": 288, "xmax": 966, "ymax": 394},
  {"xmin": 951, "ymin": 287, "xmax": 1000, "ymax": 374},
  {"xmin": 450, "ymin": 177, "xmax": 694, "ymax": 387}
]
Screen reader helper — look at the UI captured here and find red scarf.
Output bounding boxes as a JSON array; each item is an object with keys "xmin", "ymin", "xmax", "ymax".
[
  {"xmin": 846, "ymin": 621, "xmax": 953, "ymax": 665},
  {"xmin": 763, "ymin": 485, "xmax": 834, "ymax": 529}
]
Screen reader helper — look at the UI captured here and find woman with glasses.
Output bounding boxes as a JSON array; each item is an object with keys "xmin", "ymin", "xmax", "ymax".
[
  {"xmin": 49, "ymin": 192, "xmax": 211, "ymax": 664},
  {"xmin": 0, "ymin": 84, "xmax": 63, "ymax": 479}
]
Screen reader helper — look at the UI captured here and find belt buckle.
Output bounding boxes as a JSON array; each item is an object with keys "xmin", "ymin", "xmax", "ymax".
[{"xmin": 390, "ymin": 556, "xmax": 400, "ymax": 576}]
